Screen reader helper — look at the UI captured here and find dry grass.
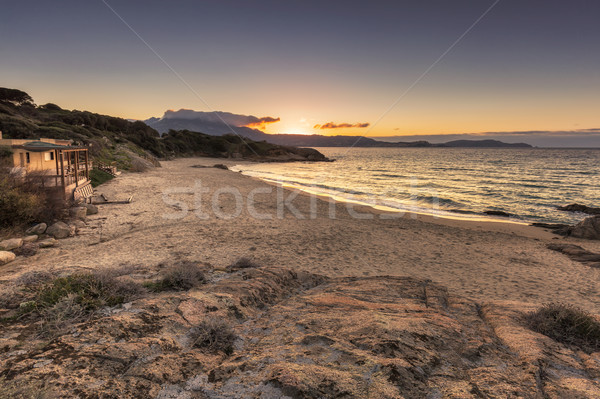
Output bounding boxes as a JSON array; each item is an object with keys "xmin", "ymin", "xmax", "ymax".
[
  {"xmin": 526, "ymin": 302, "xmax": 600, "ymax": 354},
  {"xmin": 228, "ymin": 257, "xmax": 259, "ymax": 271},
  {"xmin": 190, "ymin": 316, "xmax": 237, "ymax": 355},
  {"xmin": 144, "ymin": 261, "xmax": 206, "ymax": 292}
]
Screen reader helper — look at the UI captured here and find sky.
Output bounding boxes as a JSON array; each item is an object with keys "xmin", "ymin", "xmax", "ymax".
[{"xmin": 1, "ymin": 0, "xmax": 599, "ymax": 142}]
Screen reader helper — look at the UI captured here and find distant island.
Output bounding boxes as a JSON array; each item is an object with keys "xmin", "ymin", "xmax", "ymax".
[{"xmin": 145, "ymin": 111, "xmax": 533, "ymax": 148}]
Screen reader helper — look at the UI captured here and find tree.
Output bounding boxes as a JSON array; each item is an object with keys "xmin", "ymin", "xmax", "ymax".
[{"xmin": 0, "ymin": 88, "xmax": 34, "ymax": 106}]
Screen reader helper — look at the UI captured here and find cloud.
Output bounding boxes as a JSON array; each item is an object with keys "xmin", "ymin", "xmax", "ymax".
[
  {"xmin": 162, "ymin": 109, "xmax": 279, "ymax": 130},
  {"xmin": 314, "ymin": 122, "xmax": 370, "ymax": 129}
]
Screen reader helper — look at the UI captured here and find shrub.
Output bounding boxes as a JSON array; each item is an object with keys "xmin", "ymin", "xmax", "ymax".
[
  {"xmin": 228, "ymin": 257, "xmax": 259, "ymax": 271},
  {"xmin": 15, "ymin": 270, "xmax": 53, "ymax": 287},
  {"xmin": 526, "ymin": 302, "xmax": 600, "ymax": 354},
  {"xmin": 0, "ymin": 176, "xmax": 43, "ymax": 228},
  {"xmin": 38, "ymin": 294, "xmax": 88, "ymax": 337},
  {"xmin": 190, "ymin": 317, "xmax": 237, "ymax": 355},
  {"xmin": 144, "ymin": 261, "xmax": 206, "ymax": 292},
  {"xmin": 34, "ymin": 271, "xmax": 144, "ymax": 313}
]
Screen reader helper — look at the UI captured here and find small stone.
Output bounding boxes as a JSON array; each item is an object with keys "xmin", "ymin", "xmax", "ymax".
[
  {"xmin": 70, "ymin": 207, "xmax": 88, "ymax": 220},
  {"xmin": 38, "ymin": 238, "xmax": 58, "ymax": 248},
  {"xmin": 33, "ymin": 359, "xmax": 52, "ymax": 368},
  {"xmin": 26, "ymin": 223, "xmax": 47, "ymax": 235},
  {"xmin": 0, "ymin": 238, "xmax": 23, "ymax": 251},
  {"xmin": 0, "ymin": 251, "xmax": 16, "ymax": 265},
  {"xmin": 22, "ymin": 235, "xmax": 39, "ymax": 243},
  {"xmin": 85, "ymin": 203, "xmax": 99, "ymax": 215},
  {"xmin": 46, "ymin": 222, "xmax": 71, "ymax": 239}
]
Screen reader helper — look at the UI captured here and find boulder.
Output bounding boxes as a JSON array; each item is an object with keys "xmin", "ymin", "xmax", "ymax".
[
  {"xmin": 26, "ymin": 223, "xmax": 47, "ymax": 235},
  {"xmin": 22, "ymin": 235, "xmax": 39, "ymax": 243},
  {"xmin": 0, "ymin": 251, "xmax": 16, "ymax": 265},
  {"xmin": 568, "ymin": 216, "xmax": 600, "ymax": 240},
  {"xmin": 46, "ymin": 222, "xmax": 71, "ymax": 239},
  {"xmin": 38, "ymin": 238, "xmax": 58, "ymax": 248},
  {"xmin": 0, "ymin": 238, "xmax": 23, "ymax": 251},
  {"xmin": 84, "ymin": 203, "xmax": 99, "ymax": 215},
  {"xmin": 69, "ymin": 207, "xmax": 87, "ymax": 220}
]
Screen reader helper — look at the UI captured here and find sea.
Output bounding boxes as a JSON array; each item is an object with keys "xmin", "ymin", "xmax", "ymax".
[{"xmin": 232, "ymin": 147, "xmax": 600, "ymax": 225}]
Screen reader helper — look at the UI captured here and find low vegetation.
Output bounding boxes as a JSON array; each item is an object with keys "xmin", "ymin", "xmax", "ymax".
[
  {"xmin": 89, "ymin": 168, "xmax": 114, "ymax": 187},
  {"xmin": 526, "ymin": 302, "xmax": 600, "ymax": 354},
  {"xmin": 190, "ymin": 317, "xmax": 237, "ymax": 355},
  {"xmin": 228, "ymin": 257, "xmax": 260, "ymax": 271},
  {"xmin": 1, "ymin": 269, "xmax": 145, "ymax": 337},
  {"xmin": 143, "ymin": 261, "xmax": 206, "ymax": 292}
]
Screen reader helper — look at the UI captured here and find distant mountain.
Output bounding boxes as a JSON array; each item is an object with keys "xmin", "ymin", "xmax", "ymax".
[
  {"xmin": 442, "ymin": 139, "xmax": 532, "ymax": 148},
  {"xmin": 145, "ymin": 111, "xmax": 533, "ymax": 148}
]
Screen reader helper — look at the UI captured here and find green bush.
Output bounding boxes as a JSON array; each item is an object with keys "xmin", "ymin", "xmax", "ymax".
[{"xmin": 526, "ymin": 302, "xmax": 600, "ymax": 354}]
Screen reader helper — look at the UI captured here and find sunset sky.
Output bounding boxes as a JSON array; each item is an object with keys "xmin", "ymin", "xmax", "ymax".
[{"xmin": 1, "ymin": 1, "xmax": 599, "ymax": 137}]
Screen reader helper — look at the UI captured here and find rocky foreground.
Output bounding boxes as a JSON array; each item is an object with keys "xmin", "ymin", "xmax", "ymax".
[{"xmin": 1, "ymin": 262, "xmax": 599, "ymax": 398}]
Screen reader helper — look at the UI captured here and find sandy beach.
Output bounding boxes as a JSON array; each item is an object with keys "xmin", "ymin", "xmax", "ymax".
[{"xmin": 3, "ymin": 157, "xmax": 600, "ymax": 312}]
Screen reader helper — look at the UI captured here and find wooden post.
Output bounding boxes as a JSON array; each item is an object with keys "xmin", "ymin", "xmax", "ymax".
[
  {"xmin": 60, "ymin": 151, "xmax": 65, "ymax": 188},
  {"xmin": 84, "ymin": 150, "xmax": 89, "ymax": 180},
  {"xmin": 74, "ymin": 150, "xmax": 79, "ymax": 187},
  {"xmin": 54, "ymin": 149, "xmax": 59, "ymax": 186}
]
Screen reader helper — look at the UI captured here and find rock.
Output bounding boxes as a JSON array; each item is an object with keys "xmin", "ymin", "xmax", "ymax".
[
  {"xmin": 547, "ymin": 243, "xmax": 600, "ymax": 267},
  {"xmin": 46, "ymin": 222, "xmax": 71, "ymax": 239},
  {"xmin": 0, "ymin": 251, "xmax": 16, "ymax": 265},
  {"xmin": 484, "ymin": 210, "xmax": 512, "ymax": 217},
  {"xmin": 70, "ymin": 220, "xmax": 86, "ymax": 229},
  {"xmin": 2, "ymin": 267, "xmax": 600, "ymax": 398},
  {"xmin": 38, "ymin": 238, "xmax": 58, "ymax": 248},
  {"xmin": 69, "ymin": 207, "xmax": 87, "ymax": 220},
  {"xmin": 0, "ymin": 238, "xmax": 23, "ymax": 251},
  {"xmin": 26, "ymin": 223, "xmax": 47, "ymax": 235},
  {"xmin": 84, "ymin": 203, "xmax": 99, "ymax": 215},
  {"xmin": 568, "ymin": 216, "xmax": 600, "ymax": 240},
  {"xmin": 22, "ymin": 235, "xmax": 39, "ymax": 243},
  {"xmin": 557, "ymin": 203, "xmax": 600, "ymax": 215}
]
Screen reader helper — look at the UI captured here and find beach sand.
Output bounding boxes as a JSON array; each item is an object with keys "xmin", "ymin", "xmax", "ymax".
[{"xmin": 3, "ymin": 157, "xmax": 600, "ymax": 312}]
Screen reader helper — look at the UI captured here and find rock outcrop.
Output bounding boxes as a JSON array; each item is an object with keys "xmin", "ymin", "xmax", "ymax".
[
  {"xmin": 568, "ymin": 216, "xmax": 600, "ymax": 240},
  {"xmin": 1, "ymin": 266, "xmax": 599, "ymax": 398},
  {"xmin": 558, "ymin": 203, "xmax": 600, "ymax": 215},
  {"xmin": 547, "ymin": 243, "xmax": 600, "ymax": 267}
]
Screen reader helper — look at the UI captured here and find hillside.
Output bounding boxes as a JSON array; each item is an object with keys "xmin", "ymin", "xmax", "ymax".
[{"xmin": 0, "ymin": 88, "xmax": 329, "ymax": 168}]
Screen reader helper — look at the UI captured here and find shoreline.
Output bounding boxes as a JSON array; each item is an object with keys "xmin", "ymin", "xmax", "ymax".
[{"xmin": 233, "ymin": 165, "xmax": 556, "ymax": 240}]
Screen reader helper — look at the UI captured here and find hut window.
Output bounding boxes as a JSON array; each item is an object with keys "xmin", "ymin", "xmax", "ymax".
[
  {"xmin": 44, "ymin": 152, "xmax": 55, "ymax": 161},
  {"xmin": 26, "ymin": 152, "xmax": 30, "ymax": 163}
]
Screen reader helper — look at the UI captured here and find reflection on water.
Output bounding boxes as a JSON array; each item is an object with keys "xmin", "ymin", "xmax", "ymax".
[{"xmin": 233, "ymin": 147, "xmax": 600, "ymax": 224}]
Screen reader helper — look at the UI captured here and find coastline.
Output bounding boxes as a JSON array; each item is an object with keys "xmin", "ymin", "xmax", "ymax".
[{"xmin": 3, "ymin": 157, "xmax": 600, "ymax": 312}]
